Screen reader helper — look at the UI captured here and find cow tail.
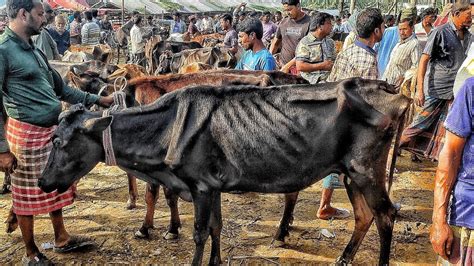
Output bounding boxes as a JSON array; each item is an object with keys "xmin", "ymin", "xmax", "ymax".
[{"xmin": 387, "ymin": 109, "xmax": 407, "ymax": 194}]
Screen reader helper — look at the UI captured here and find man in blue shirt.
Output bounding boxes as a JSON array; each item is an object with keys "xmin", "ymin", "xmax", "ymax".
[{"xmin": 235, "ymin": 18, "xmax": 276, "ymax": 71}]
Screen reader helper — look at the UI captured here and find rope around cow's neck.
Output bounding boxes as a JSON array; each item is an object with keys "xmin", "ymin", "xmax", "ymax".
[{"xmin": 102, "ymin": 76, "xmax": 128, "ymax": 166}]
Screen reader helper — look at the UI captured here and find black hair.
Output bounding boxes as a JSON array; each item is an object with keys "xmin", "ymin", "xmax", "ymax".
[
  {"xmin": 132, "ymin": 11, "xmax": 140, "ymax": 16},
  {"xmin": 134, "ymin": 16, "xmax": 142, "ymax": 25},
  {"xmin": 281, "ymin": 0, "xmax": 300, "ymax": 5},
  {"xmin": 384, "ymin": 14, "xmax": 395, "ymax": 23},
  {"xmin": 356, "ymin": 8, "xmax": 384, "ymax": 38},
  {"xmin": 452, "ymin": 1, "xmax": 471, "ymax": 15},
  {"xmin": 7, "ymin": 0, "xmax": 37, "ymax": 19},
  {"xmin": 220, "ymin": 13, "xmax": 233, "ymax": 24},
  {"xmin": 237, "ymin": 18, "xmax": 263, "ymax": 39},
  {"xmin": 84, "ymin": 11, "xmax": 93, "ymax": 21},
  {"xmin": 92, "ymin": 9, "xmax": 98, "ymax": 18},
  {"xmin": 73, "ymin": 10, "xmax": 81, "ymax": 19},
  {"xmin": 275, "ymin": 11, "xmax": 282, "ymax": 15},
  {"xmin": 173, "ymin": 11, "xmax": 180, "ymax": 17},
  {"xmin": 399, "ymin": 17, "xmax": 414, "ymax": 27},
  {"xmin": 309, "ymin": 12, "xmax": 333, "ymax": 31},
  {"xmin": 420, "ymin": 7, "xmax": 437, "ymax": 19},
  {"xmin": 263, "ymin": 11, "xmax": 271, "ymax": 16}
]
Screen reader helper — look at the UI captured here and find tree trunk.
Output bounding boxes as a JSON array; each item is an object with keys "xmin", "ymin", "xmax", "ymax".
[
  {"xmin": 350, "ymin": 0, "xmax": 356, "ymax": 14},
  {"xmin": 121, "ymin": 0, "xmax": 125, "ymax": 25}
]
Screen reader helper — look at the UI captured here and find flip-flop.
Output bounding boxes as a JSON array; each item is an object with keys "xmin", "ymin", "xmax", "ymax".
[
  {"xmin": 319, "ymin": 208, "xmax": 351, "ymax": 220},
  {"xmin": 53, "ymin": 235, "xmax": 95, "ymax": 253},
  {"xmin": 21, "ymin": 252, "xmax": 53, "ymax": 266}
]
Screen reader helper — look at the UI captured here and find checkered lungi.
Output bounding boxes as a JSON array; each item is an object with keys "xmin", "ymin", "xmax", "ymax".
[
  {"xmin": 7, "ymin": 118, "xmax": 75, "ymax": 216},
  {"xmin": 399, "ymin": 96, "xmax": 450, "ymax": 161},
  {"xmin": 438, "ymin": 226, "xmax": 474, "ymax": 265}
]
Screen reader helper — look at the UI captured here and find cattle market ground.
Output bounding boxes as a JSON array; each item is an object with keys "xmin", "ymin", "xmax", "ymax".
[{"xmin": 0, "ymin": 151, "xmax": 436, "ymax": 264}]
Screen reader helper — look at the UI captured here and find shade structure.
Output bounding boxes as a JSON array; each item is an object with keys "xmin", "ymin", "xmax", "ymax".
[{"xmin": 47, "ymin": 0, "xmax": 89, "ymax": 11}]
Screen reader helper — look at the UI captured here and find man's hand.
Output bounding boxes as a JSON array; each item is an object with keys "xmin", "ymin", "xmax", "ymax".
[
  {"xmin": 98, "ymin": 95, "xmax": 114, "ymax": 108},
  {"xmin": 280, "ymin": 65, "xmax": 290, "ymax": 73},
  {"xmin": 0, "ymin": 152, "xmax": 15, "ymax": 173},
  {"xmin": 430, "ymin": 221, "xmax": 454, "ymax": 260},
  {"xmin": 415, "ymin": 86, "xmax": 425, "ymax": 107}
]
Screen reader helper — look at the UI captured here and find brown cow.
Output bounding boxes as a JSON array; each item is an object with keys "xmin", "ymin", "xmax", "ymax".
[
  {"xmin": 178, "ymin": 62, "xmax": 214, "ymax": 74},
  {"xmin": 191, "ymin": 33, "xmax": 224, "ymax": 46}
]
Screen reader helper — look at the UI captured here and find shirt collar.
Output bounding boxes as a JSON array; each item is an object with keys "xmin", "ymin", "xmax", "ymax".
[
  {"xmin": 4, "ymin": 27, "xmax": 34, "ymax": 50},
  {"xmin": 354, "ymin": 39, "xmax": 377, "ymax": 56},
  {"xmin": 400, "ymin": 34, "xmax": 415, "ymax": 44}
]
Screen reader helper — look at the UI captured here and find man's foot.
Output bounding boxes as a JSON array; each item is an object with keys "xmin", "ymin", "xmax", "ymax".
[
  {"xmin": 21, "ymin": 252, "xmax": 53, "ymax": 266},
  {"xmin": 317, "ymin": 207, "xmax": 350, "ymax": 220},
  {"xmin": 53, "ymin": 235, "xmax": 95, "ymax": 253}
]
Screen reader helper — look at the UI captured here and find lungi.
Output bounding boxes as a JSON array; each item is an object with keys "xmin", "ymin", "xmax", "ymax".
[
  {"xmin": 438, "ymin": 226, "xmax": 474, "ymax": 265},
  {"xmin": 7, "ymin": 118, "xmax": 75, "ymax": 216},
  {"xmin": 399, "ymin": 96, "xmax": 450, "ymax": 161}
]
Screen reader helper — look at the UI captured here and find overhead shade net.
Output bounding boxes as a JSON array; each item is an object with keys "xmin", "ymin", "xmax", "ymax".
[{"xmin": 47, "ymin": 0, "xmax": 89, "ymax": 11}]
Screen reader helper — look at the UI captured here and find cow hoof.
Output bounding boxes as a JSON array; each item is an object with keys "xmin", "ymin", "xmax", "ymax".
[
  {"xmin": 162, "ymin": 231, "xmax": 178, "ymax": 240},
  {"xmin": 335, "ymin": 256, "xmax": 351, "ymax": 265},
  {"xmin": 134, "ymin": 229, "xmax": 149, "ymax": 239},
  {"xmin": 126, "ymin": 200, "xmax": 137, "ymax": 210},
  {"xmin": 270, "ymin": 239, "xmax": 285, "ymax": 248}
]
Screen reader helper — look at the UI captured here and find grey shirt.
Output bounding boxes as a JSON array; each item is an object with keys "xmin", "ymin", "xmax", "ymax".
[
  {"xmin": 223, "ymin": 28, "xmax": 238, "ymax": 48},
  {"xmin": 423, "ymin": 21, "xmax": 471, "ymax": 100}
]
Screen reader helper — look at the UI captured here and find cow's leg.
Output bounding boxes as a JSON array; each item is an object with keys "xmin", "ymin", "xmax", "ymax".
[
  {"xmin": 272, "ymin": 192, "xmax": 299, "ymax": 247},
  {"xmin": 209, "ymin": 192, "xmax": 222, "ymax": 265},
  {"xmin": 348, "ymin": 175, "xmax": 396, "ymax": 265},
  {"xmin": 5, "ymin": 207, "xmax": 18, "ymax": 233},
  {"xmin": 336, "ymin": 176, "xmax": 373, "ymax": 264},
  {"xmin": 191, "ymin": 190, "xmax": 213, "ymax": 266},
  {"xmin": 163, "ymin": 187, "xmax": 181, "ymax": 240},
  {"xmin": 126, "ymin": 173, "xmax": 138, "ymax": 209},
  {"xmin": 135, "ymin": 183, "xmax": 159, "ymax": 239}
]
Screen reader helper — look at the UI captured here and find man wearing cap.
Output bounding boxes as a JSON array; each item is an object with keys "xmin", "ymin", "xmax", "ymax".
[
  {"xmin": 235, "ymin": 18, "xmax": 276, "ymax": 71},
  {"xmin": 31, "ymin": 2, "xmax": 60, "ymax": 60},
  {"xmin": 0, "ymin": 0, "xmax": 114, "ymax": 264},
  {"xmin": 270, "ymin": 0, "xmax": 311, "ymax": 74}
]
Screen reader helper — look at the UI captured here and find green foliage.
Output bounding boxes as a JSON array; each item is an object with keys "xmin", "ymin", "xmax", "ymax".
[{"xmin": 154, "ymin": 0, "xmax": 184, "ymax": 11}]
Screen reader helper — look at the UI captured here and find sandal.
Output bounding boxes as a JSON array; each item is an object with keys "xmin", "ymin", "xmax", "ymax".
[
  {"xmin": 53, "ymin": 235, "xmax": 95, "ymax": 253},
  {"xmin": 21, "ymin": 252, "xmax": 53, "ymax": 266},
  {"xmin": 318, "ymin": 208, "xmax": 351, "ymax": 220}
]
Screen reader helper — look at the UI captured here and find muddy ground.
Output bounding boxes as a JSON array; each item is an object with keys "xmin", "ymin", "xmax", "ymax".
[{"xmin": 0, "ymin": 150, "xmax": 436, "ymax": 265}]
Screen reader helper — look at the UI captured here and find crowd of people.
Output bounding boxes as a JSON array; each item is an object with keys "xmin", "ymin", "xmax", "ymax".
[{"xmin": 1, "ymin": 0, "xmax": 474, "ymax": 264}]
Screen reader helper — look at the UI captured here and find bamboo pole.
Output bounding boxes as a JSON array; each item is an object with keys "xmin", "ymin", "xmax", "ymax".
[
  {"xmin": 121, "ymin": 0, "xmax": 125, "ymax": 25},
  {"xmin": 350, "ymin": 0, "xmax": 356, "ymax": 14},
  {"xmin": 339, "ymin": 0, "xmax": 344, "ymax": 15}
]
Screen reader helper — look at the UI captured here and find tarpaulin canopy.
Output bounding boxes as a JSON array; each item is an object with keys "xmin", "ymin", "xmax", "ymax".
[{"xmin": 47, "ymin": 0, "xmax": 89, "ymax": 11}]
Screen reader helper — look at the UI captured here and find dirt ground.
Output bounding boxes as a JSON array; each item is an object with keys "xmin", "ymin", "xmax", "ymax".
[{"xmin": 0, "ymin": 150, "xmax": 436, "ymax": 265}]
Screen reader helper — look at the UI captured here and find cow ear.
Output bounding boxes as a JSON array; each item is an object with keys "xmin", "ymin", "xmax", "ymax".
[
  {"xmin": 83, "ymin": 117, "xmax": 113, "ymax": 133},
  {"xmin": 341, "ymin": 87, "xmax": 391, "ymax": 131},
  {"xmin": 71, "ymin": 66, "xmax": 83, "ymax": 76}
]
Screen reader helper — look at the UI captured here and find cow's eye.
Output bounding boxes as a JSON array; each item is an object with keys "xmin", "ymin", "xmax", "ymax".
[{"xmin": 53, "ymin": 138, "xmax": 61, "ymax": 147}]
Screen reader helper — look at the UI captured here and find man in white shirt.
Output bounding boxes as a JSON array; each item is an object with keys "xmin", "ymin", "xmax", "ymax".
[
  {"xmin": 130, "ymin": 16, "xmax": 146, "ymax": 66},
  {"xmin": 81, "ymin": 10, "xmax": 100, "ymax": 46}
]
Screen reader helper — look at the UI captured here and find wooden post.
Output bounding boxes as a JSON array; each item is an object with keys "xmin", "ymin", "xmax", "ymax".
[
  {"xmin": 339, "ymin": 0, "xmax": 344, "ymax": 15},
  {"xmin": 121, "ymin": 0, "xmax": 125, "ymax": 25}
]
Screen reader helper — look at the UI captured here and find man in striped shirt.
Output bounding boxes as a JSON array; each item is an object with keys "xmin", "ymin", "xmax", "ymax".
[
  {"xmin": 81, "ymin": 10, "xmax": 100, "ymax": 46},
  {"xmin": 382, "ymin": 17, "xmax": 421, "ymax": 86}
]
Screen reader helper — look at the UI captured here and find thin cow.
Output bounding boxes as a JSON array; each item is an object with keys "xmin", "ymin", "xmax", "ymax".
[{"xmin": 39, "ymin": 78, "xmax": 410, "ymax": 265}]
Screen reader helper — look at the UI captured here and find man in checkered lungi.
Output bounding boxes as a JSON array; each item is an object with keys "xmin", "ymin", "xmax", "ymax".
[{"xmin": 0, "ymin": 1, "xmax": 113, "ymax": 264}]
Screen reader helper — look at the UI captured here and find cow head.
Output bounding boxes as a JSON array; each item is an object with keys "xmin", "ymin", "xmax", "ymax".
[
  {"xmin": 68, "ymin": 61, "xmax": 119, "ymax": 95},
  {"xmin": 156, "ymin": 50, "xmax": 173, "ymax": 74},
  {"xmin": 39, "ymin": 105, "xmax": 112, "ymax": 193}
]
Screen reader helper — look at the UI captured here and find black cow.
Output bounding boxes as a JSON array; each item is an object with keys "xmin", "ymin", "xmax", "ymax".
[{"xmin": 39, "ymin": 78, "xmax": 410, "ymax": 265}]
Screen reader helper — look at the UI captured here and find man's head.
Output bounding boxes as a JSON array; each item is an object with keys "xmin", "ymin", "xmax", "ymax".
[
  {"xmin": 43, "ymin": 2, "xmax": 55, "ymax": 24},
  {"xmin": 335, "ymin": 16, "xmax": 341, "ymax": 25},
  {"xmin": 134, "ymin": 16, "xmax": 143, "ymax": 27},
  {"xmin": 398, "ymin": 17, "xmax": 414, "ymax": 40},
  {"xmin": 220, "ymin": 13, "xmax": 232, "ymax": 31},
  {"xmin": 7, "ymin": 0, "xmax": 46, "ymax": 36},
  {"xmin": 282, "ymin": 0, "xmax": 303, "ymax": 20},
  {"xmin": 84, "ymin": 10, "xmax": 93, "ymax": 22},
  {"xmin": 356, "ymin": 8, "xmax": 384, "ymax": 42},
  {"xmin": 274, "ymin": 11, "xmax": 282, "ymax": 22},
  {"xmin": 189, "ymin": 15, "xmax": 196, "ymax": 23},
  {"xmin": 451, "ymin": 1, "xmax": 472, "ymax": 30},
  {"xmin": 73, "ymin": 10, "xmax": 81, "ymax": 22},
  {"xmin": 384, "ymin": 14, "xmax": 395, "ymax": 27},
  {"xmin": 263, "ymin": 11, "xmax": 271, "ymax": 23},
  {"xmin": 92, "ymin": 9, "xmax": 98, "ymax": 19},
  {"xmin": 238, "ymin": 17, "xmax": 263, "ymax": 50},
  {"xmin": 173, "ymin": 11, "xmax": 181, "ymax": 22},
  {"xmin": 238, "ymin": 11, "xmax": 246, "ymax": 21},
  {"xmin": 420, "ymin": 7, "xmax": 437, "ymax": 26},
  {"xmin": 55, "ymin": 14, "xmax": 66, "ymax": 32},
  {"xmin": 310, "ymin": 12, "xmax": 333, "ymax": 38}
]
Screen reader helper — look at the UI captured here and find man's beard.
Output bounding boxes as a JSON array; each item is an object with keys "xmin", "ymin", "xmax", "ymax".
[{"xmin": 26, "ymin": 17, "xmax": 43, "ymax": 36}]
